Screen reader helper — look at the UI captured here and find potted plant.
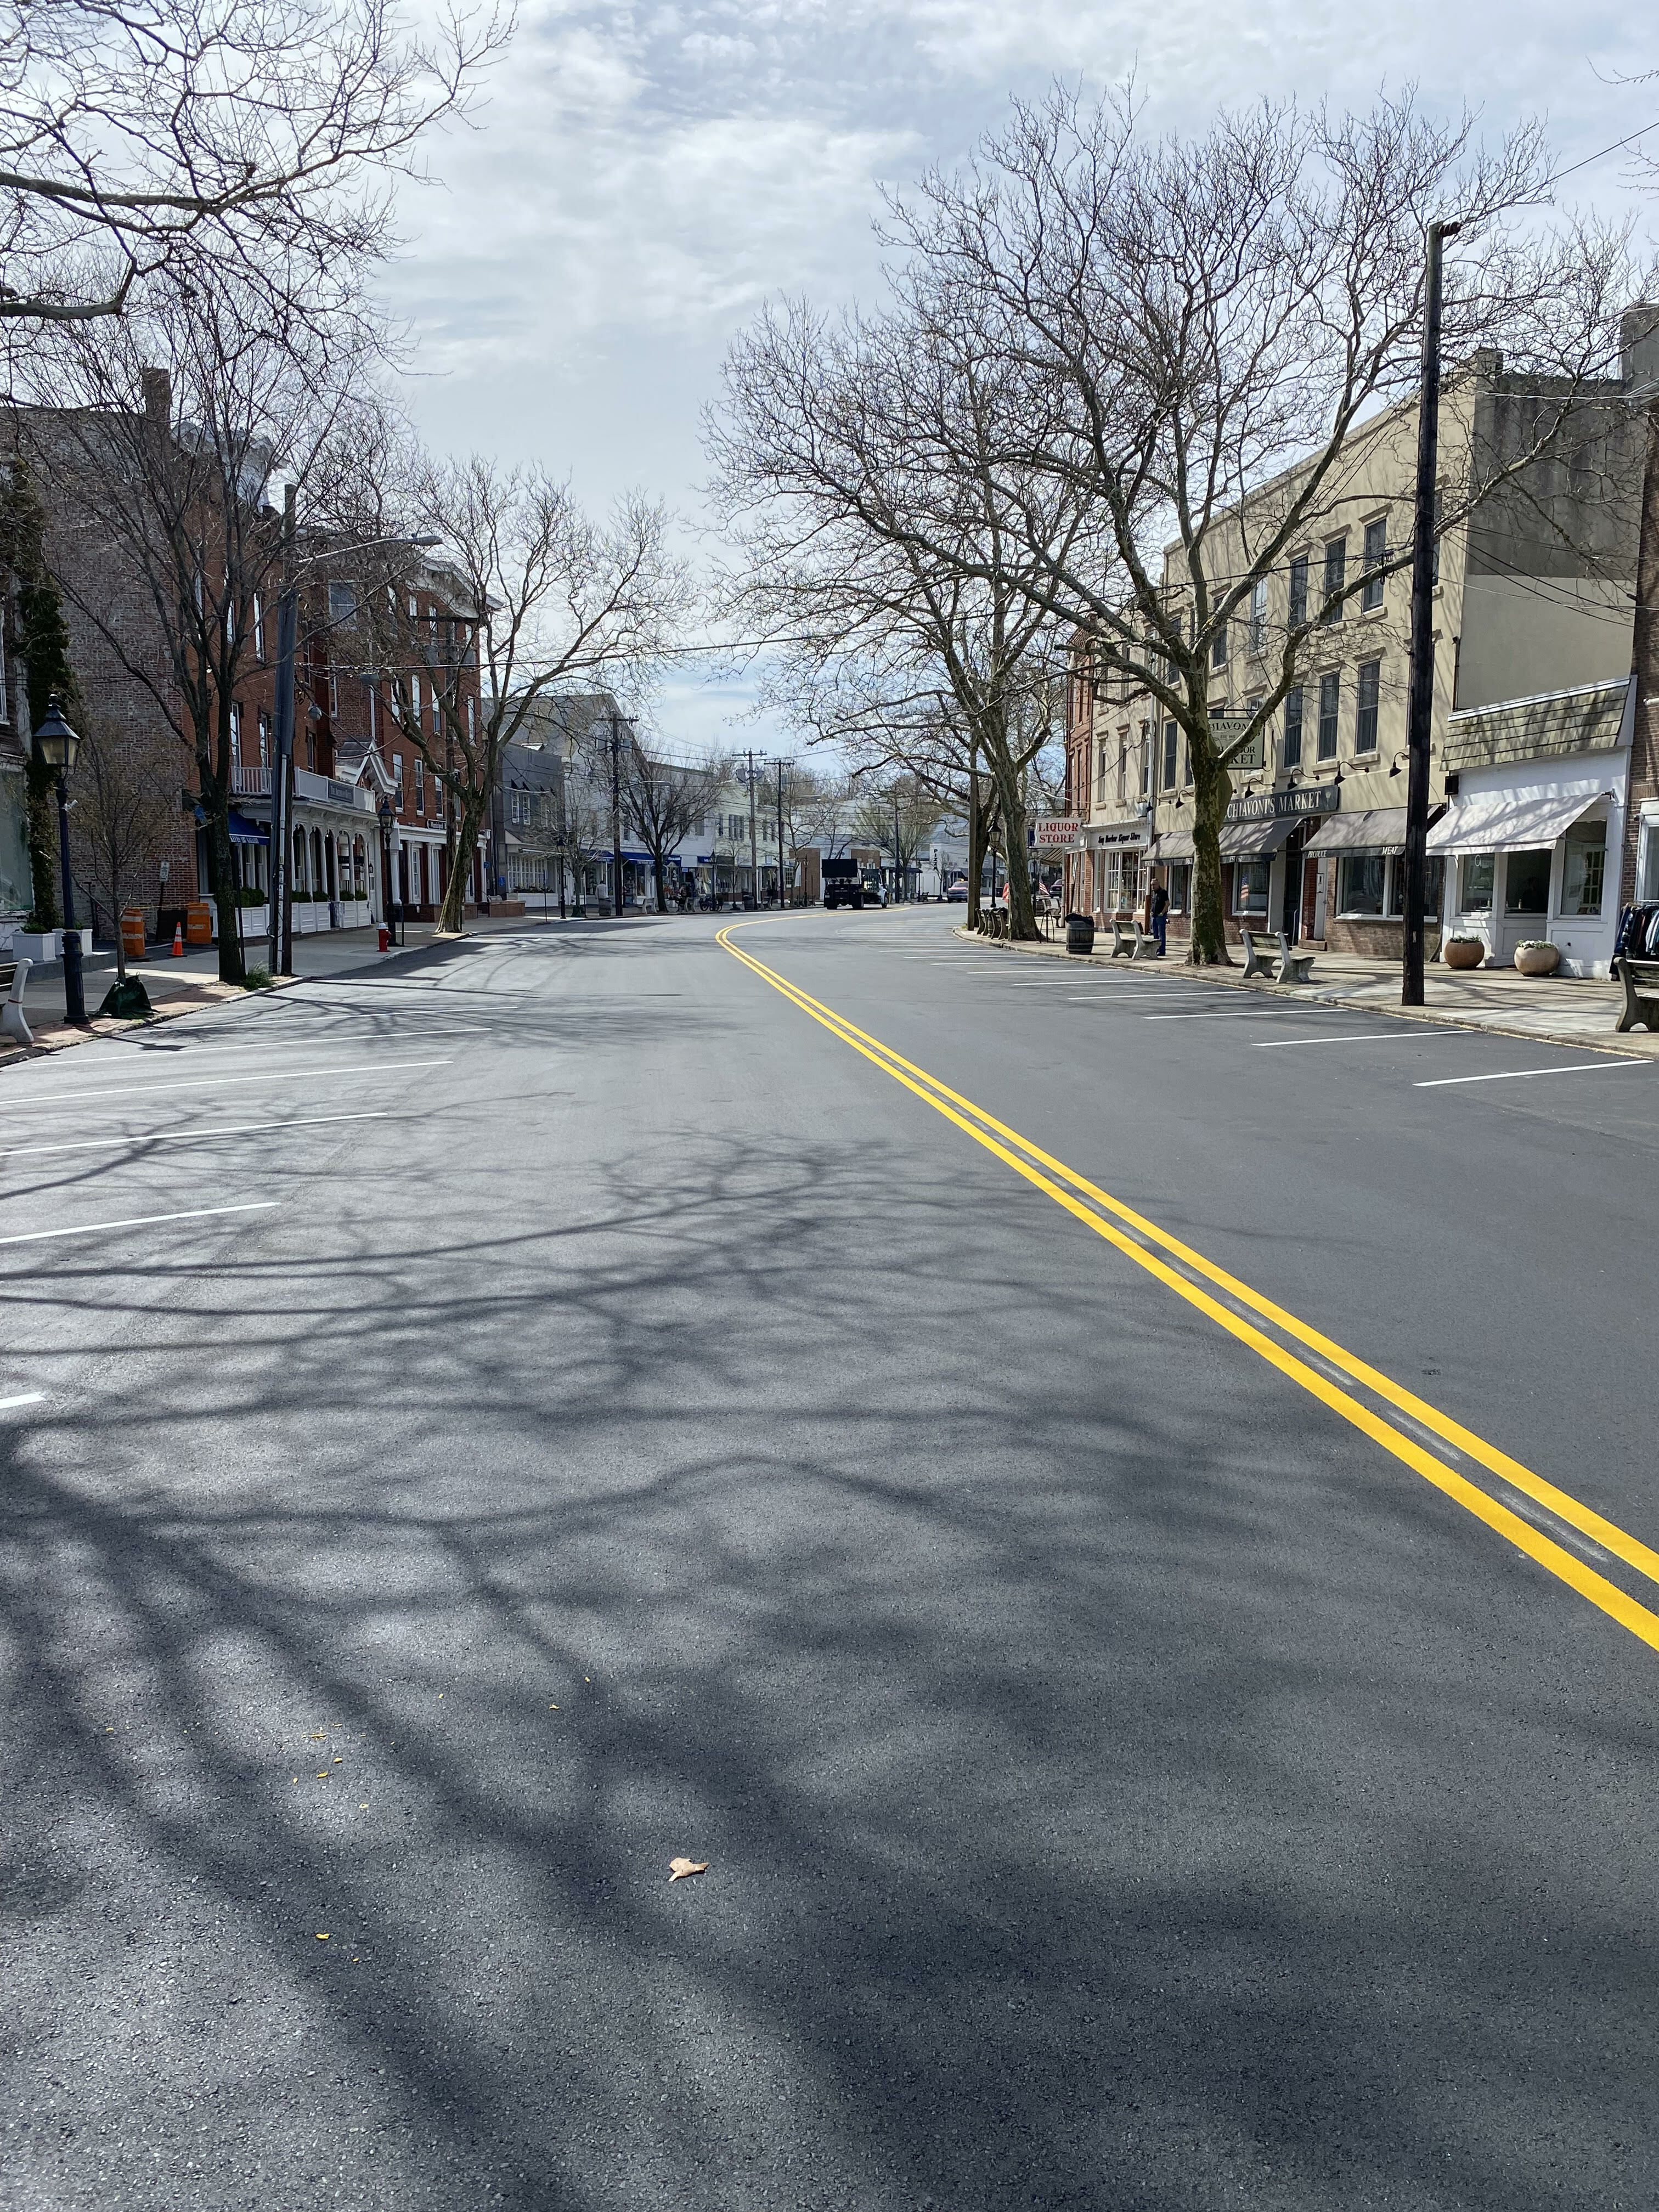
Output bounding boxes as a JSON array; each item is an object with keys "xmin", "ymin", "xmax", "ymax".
[
  {"xmin": 1514, "ymin": 939, "xmax": 1561, "ymax": 977},
  {"xmin": 1443, "ymin": 934, "xmax": 1485, "ymax": 970}
]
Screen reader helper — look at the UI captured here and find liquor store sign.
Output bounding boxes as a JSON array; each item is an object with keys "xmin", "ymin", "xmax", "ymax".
[{"xmin": 1033, "ymin": 817, "xmax": 1083, "ymax": 847}]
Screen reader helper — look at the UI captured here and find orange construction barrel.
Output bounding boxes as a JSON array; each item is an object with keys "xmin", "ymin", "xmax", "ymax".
[
  {"xmin": 120, "ymin": 906, "xmax": 146, "ymax": 959},
  {"xmin": 185, "ymin": 900, "xmax": 213, "ymax": 945}
]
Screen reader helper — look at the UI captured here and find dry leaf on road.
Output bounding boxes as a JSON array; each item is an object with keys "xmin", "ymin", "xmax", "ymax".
[{"xmin": 668, "ymin": 1858, "xmax": 708, "ymax": 1882}]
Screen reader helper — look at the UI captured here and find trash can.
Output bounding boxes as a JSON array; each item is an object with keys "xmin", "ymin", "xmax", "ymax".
[{"xmin": 1065, "ymin": 912, "xmax": 1096, "ymax": 956}]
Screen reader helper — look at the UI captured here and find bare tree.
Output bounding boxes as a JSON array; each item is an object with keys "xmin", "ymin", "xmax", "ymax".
[
  {"xmin": 850, "ymin": 770, "xmax": 941, "ymax": 899},
  {"xmin": 19, "ymin": 270, "xmax": 380, "ymax": 980},
  {"xmin": 886, "ymin": 87, "xmax": 1640, "ymax": 960},
  {"xmin": 356, "ymin": 458, "xmax": 691, "ymax": 935},
  {"xmin": 70, "ymin": 712, "xmax": 178, "ymax": 996},
  {"xmin": 620, "ymin": 743, "xmax": 714, "ymax": 912},
  {"xmin": 708, "ymin": 295, "xmax": 1085, "ymax": 940},
  {"xmin": 0, "ymin": 0, "xmax": 507, "ymax": 328}
]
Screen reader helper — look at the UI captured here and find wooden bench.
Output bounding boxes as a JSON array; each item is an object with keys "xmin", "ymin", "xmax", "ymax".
[
  {"xmin": 1615, "ymin": 955, "xmax": 1659, "ymax": 1033},
  {"xmin": 0, "ymin": 957, "xmax": 32, "ymax": 1047},
  {"xmin": 1111, "ymin": 916, "xmax": 1159, "ymax": 960}
]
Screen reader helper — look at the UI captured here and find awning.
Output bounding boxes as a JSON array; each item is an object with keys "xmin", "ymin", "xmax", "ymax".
[
  {"xmin": 1304, "ymin": 806, "xmax": 1409, "ymax": 856},
  {"xmin": 1219, "ymin": 815, "xmax": 1301, "ymax": 860},
  {"xmin": 1426, "ymin": 789, "xmax": 1610, "ymax": 855},
  {"xmin": 228, "ymin": 809, "xmax": 269, "ymax": 845},
  {"xmin": 1156, "ymin": 831, "xmax": 1195, "ymax": 859}
]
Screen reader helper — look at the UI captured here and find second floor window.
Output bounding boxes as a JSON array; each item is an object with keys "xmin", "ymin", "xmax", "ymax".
[
  {"xmin": 1288, "ymin": 554, "xmax": 1308, "ymax": 630},
  {"xmin": 1283, "ymin": 686, "xmax": 1304, "ymax": 769},
  {"xmin": 258, "ymin": 712, "xmax": 270, "ymax": 768},
  {"xmin": 253, "ymin": 594, "xmax": 264, "ymax": 660},
  {"xmin": 415, "ymin": 759, "xmax": 425, "ymax": 812},
  {"xmin": 1362, "ymin": 518, "xmax": 1386, "ymax": 612},
  {"xmin": 1248, "ymin": 578, "xmax": 1267, "ymax": 654},
  {"xmin": 1317, "ymin": 671, "xmax": 1340, "ymax": 760},
  {"xmin": 1211, "ymin": 621, "xmax": 1228, "ymax": 670},
  {"xmin": 1322, "ymin": 538, "xmax": 1346, "ymax": 623},
  {"xmin": 1356, "ymin": 659, "xmax": 1381, "ymax": 752},
  {"xmin": 1163, "ymin": 720, "xmax": 1178, "ymax": 790}
]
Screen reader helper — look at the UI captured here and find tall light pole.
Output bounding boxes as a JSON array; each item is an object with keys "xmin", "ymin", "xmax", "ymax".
[
  {"xmin": 609, "ymin": 708, "xmax": 624, "ymax": 917},
  {"xmin": 744, "ymin": 748, "xmax": 764, "ymax": 908},
  {"xmin": 776, "ymin": 757, "xmax": 787, "ymax": 907},
  {"xmin": 1402, "ymin": 217, "xmax": 1461, "ymax": 1008},
  {"xmin": 34, "ymin": 697, "xmax": 85, "ymax": 1025}
]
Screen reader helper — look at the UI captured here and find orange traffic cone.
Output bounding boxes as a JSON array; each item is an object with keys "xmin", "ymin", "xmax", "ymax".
[{"xmin": 171, "ymin": 923, "xmax": 183, "ymax": 957}]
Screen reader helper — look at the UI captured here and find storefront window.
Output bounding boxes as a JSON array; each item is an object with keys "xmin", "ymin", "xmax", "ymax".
[
  {"xmin": 1504, "ymin": 847, "xmax": 1551, "ymax": 916},
  {"xmin": 1641, "ymin": 826, "xmax": 1659, "ymax": 903},
  {"xmin": 1458, "ymin": 853, "xmax": 1494, "ymax": 912},
  {"xmin": 1166, "ymin": 862, "xmax": 1190, "ymax": 914},
  {"xmin": 1233, "ymin": 860, "xmax": 1269, "ymax": 915},
  {"xmin": 1384, "ymin": 854, "xmax": 1444, "ymax": 918},
  {"xmin": 1338, "ymin": 852, "xmax": 1385, "ymax": 915},
  {"xmin": 1560, "ymin": 821, "xmax": 1606, "ymax": 916}
]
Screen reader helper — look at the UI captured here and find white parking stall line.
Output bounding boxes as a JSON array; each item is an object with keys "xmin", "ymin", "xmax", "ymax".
[
  {"xmin": 3, "ymin": 1057, "xmax": 449, "ymax": 1108},
  {"xmin": 0, "ymin": 1109, "xmax": 391, "ymax": 1160},
  {"xmin": 1415, "ymin": 1060, "xmax": 1648, "ymax": 1089},
  {"xmin": 1143, "ymin": 1008, "xmax": 1316, "ymax": 1022},
  {"xmin": 0, "ymin": 1201, "xmax": 277, "ymax": 1248},
  {"xmin": 1251, "ymin": 1032, "xmax": 1433, "ymax": 1049},
  {"xmin": 0, "ymin": 1392, "xmax": 45, "ymax": 1409}
]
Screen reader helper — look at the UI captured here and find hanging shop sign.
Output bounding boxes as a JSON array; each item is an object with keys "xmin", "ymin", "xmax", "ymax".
[
  {"xmin": 1226, "ymin": 785, "xmax": 1340, "ymax": 822},
  {"xmin": 1034, "ymin": 817, "xmax": 1082, "ymax": 847}
]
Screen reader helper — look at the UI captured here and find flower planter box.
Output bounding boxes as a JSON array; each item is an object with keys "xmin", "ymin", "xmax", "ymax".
[
  {"xmin": 1514, "ymin": 941, "xmax": 1561, "ymax": 977},
  {"xmin": 1443, "ymin": 936, "xmax": 1485, "ymax": 970}
]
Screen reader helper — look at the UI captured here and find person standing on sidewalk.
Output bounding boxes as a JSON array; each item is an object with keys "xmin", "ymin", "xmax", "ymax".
[{"xmin": 1148, "ymin": 874, "xmax": 1170, "ymax": 957}]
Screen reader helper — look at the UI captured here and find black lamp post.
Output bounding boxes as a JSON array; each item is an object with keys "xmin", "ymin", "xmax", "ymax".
[{"xmin": 35, "ymin": 696, "xmax": 86, "ymax": 1025}]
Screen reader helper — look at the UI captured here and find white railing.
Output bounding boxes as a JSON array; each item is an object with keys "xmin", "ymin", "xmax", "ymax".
[{"xmin": 231, "ymin": 766, "xmax": 272, "ymax": 797}]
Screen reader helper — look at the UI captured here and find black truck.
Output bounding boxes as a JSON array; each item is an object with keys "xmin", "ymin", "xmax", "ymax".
[{"xmin": 822, "ymin": 855, "xmax": 863, "ymax": 911}]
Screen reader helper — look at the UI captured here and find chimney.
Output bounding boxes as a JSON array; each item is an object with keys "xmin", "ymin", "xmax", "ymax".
[
  {"xmin": 140, "ymin": 367, "xmax": 171, "ymax": 431},
  {"xmin": 1621, "ymin": 303, "xmax": 1659, "ymax": 392}
]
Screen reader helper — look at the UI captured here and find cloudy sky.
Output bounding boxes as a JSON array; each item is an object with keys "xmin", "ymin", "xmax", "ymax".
[{"xmin": 383, "ymin": 0, "xmax": 1657, "ymax": 752}]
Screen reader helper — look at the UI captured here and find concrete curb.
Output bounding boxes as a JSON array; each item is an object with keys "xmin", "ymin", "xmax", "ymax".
[{"xmin": 949, "ymin": 924, "xmax": 1659, "ymax": 1060}]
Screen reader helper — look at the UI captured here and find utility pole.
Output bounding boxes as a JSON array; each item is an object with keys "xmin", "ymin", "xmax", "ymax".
[
  {"xmin": 746, "ymin": 748, "xmax": 759, "ymax": 907},
  {"xmin": 1402, "ymin": 217, "xmax": 1460, "ymax": 1008},
  {"xmin": 776, "ymin": 757, "xmax": 787, "ymax": 907},
  {"xmin": 268, "ymin": 483, "xmax": 296, "ymax": 977},
  {"xmin": 609, "ymin": 708, "xmax": 623, "ymax": 919},
  {"xmin": 893, "ymin": 790, "xmax": 902, "ymax": 903}
]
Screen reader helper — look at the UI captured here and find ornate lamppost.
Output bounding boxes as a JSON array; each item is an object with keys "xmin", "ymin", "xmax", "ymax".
[{"xmin": 34, "ymin": 695, "xmax": 86, "ymax": 1026}]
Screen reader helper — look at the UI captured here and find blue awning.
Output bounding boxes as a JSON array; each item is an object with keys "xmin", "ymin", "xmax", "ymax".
[{"xmin": 228, "ymin": 809, "xmax": 269, "ymax": 845}]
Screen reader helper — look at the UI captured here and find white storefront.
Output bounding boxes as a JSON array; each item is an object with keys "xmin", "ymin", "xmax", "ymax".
[{"xmin": 1430, "ymin": 677, "xmax": 1634, "ymax": 978}]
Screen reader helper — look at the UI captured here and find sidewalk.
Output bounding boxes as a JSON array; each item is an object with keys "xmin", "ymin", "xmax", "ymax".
[
  {"xmin": 0, "ymin": 912, "xmax": 555, "ymax": 1059},
  {"xmin": 964, "ymin": 927, "xmax": 1659, "ymax": 1058}
]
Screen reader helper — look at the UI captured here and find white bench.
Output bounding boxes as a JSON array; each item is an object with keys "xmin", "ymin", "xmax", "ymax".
[
  {"xmin": 1274, "ymin": 930, "xmax": 1315, "ymax": 985},
  {"xmin": 1111, "ymin": 916, "xmax": 1160, "ymax": 960},
  {"xmin": 0, "ymin": 957, "xmax": 33, "ymax": 1046}
]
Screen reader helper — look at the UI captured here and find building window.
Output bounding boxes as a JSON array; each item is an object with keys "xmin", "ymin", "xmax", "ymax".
[
  {"xmin": 1248, "ymin": 577, "xmax": 1267, "ymax": 655},
  {"xmin": 1284, "ymin": 686, "xmax": 1304, "ymax": 768},
  {"xmin": 1561, "ymin": 821, "xmax": 1606, "ymax": 915},
  {"xmin": 328, "ymin": 673, "xmax": 338, "ymax": 719},
  {"xmin": 1138, "ymin": 730, "xmax": 1151, "ymax": 797},
  {"xmin": 1096, "ymin": 742, "xmax": 1110, "ymax": 804},
  {"xmin": 1338, "ymin": 853, "xmax": 1386, "ymax": 915},
  {"xmin": 253, "ymin": 593, "xmax": 264, "ymax": 661},
  {"xmin": 1163, "ymin": 720, "xmax": 1178, "ymax": 791},
  {"xmin": 1505, "ymin": 847, "xmax": 1551, "ymax": 916},
  {"xmin": 1317, "ymin": 672, "xmax": 1340, "ymax": 761},
  {"xmin": 258, "ymin": 712, "xmax": 270, "ymax": 768},
  {"xmin": 1210, "ymin": 621, "xmax": 1228, "ymax": 670},
  {"xmin": 1385, "ymin": 853, "xmax": 1443, "ymax": 918},
  {"xmin": 328, "ymin": 582, "xmax": 358, "ymax": 628},
  {"xmin": 1288, "ymin": 554, "xmax": 1308, "ymax": 630},
  {"xmin": 392, "ymin": 752, "xmax": 404, "ymax": 805},
  {"xmin": 1233, "ymin": 860, "xmax": 1270, "ymax": 916},
  {"xmin": 1355, "ymin": 659, "xmax": 1381, "ymax": 753},
  {"xmin": 230, "ymin": 701, "xmax": 241, "ymax": 757},
  {"xmin": 414, "ymin": 758, "xmax": 425, "ymax": 814},
  {"xmin": 1165, "ymin": 862, "xmax": 1191, "ymax": 915},
  {"xmin": 1322, "ymin": 538, "xmax": 1346, "ymax": 623},
  {"xmin": 1362, "ymin": 518, "xmax": 1386, "ymax": 612},
  {"xmin": 1458, "ymin": 853, "xmax": 1494, "ymax": 911}
]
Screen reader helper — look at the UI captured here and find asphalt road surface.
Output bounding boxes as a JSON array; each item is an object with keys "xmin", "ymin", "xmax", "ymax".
[{"xmin": 5, "ymin": 907, "xmax": 1659, "ymax": 2212}]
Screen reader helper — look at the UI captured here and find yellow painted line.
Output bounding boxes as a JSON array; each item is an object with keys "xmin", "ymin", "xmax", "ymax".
[{"xmin": 718, "ymin": 922, "xmax": 1659, "ymax": 1655}]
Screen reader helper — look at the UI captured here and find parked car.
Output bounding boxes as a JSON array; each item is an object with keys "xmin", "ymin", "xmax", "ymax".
[{"xmin": 945, "ymin": 880, "xmax": 969, "ymax": 902}]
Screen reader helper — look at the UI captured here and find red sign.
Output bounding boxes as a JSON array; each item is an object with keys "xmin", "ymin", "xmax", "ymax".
[{"xmin": 1034, "ymin": 818, "xmax": 1082, "ymax": 847}]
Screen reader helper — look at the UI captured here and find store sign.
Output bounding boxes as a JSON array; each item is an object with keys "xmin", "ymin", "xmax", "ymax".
[
  {"xmin": 1227, "ymin": 786, "xmax": 1340, "ymax": 822},
  {"xmin": 1034, "ymin": 817, "xmax": 1082, "ymax": 846},
  {"xmin": 1093, "ymin": 822, "xmax": 1150, "ymax": 849}
]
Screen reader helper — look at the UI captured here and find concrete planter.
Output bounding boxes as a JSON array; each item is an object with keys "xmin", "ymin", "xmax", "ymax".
[
  {"xmin": 1444, "ymin": 936, "xmax": 1485, "ymax": 970},
  {"xmin": 14, "ymin": 930, "xmax": 61, "ymax": 963},
  {"xmin": 1514, "ymin": 941, "xmax": 1561, "ymax": 977}
]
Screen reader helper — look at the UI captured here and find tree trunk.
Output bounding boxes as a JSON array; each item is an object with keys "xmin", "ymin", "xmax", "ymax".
[
  {"xmin": 438, "ymin": 797, "xmax": 483, "ymax": 933},
  {"xmin": 990, "ymin": 751, "xmax": 1037, "ymax": 940},
  {"xmin": 1188, "ymin": 747, "xmax": 1232, "ymax": 965},
  {"xmin": 24, "ymin": 752, "xmax": 59, "ymax": 929},
  {"xmin": 205, "ymin": 801, "xmax": 245, "ymax": 984},
  {"xmin": 652, "ymin": 852, "xmax": 667, "ymax": 912},
  {"xmin": 966, "ymin": 754, "xmax": 984, "ymax": 930}
]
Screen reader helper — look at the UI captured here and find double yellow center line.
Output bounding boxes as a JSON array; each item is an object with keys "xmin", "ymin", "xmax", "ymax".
[{"xmin": 720, "ymin": 921, "xmax": 1659, "ymax": 1654}]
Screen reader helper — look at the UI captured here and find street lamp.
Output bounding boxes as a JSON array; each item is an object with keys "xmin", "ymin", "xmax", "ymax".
[{"xmin": 35, "ymin": 695, "xmax": 86, "ymax": 1026}]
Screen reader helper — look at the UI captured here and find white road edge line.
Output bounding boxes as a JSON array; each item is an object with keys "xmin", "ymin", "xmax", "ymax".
[
  {"xmin": 0, "ymin": 1391, "xmax": 44, "ymax": 1409},
  {"xmin": 1144, "ymin": 1009, "xmax": 1315, "ymax": 1022},
  {"xmin": 1415, "ymin": 1061, "xmax": 1647, "ymax": 1088},
  {"xmin": 0, "ymin": 1110, "xmax": 391, "ymax": 1159},
  {"xmin": 0, "ymin": 1201, "xmax": 278, "ymax": 1248},
  {"xmin": 4, "ymin": 1058, "xmax": 449, "ymax": 1108}
]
